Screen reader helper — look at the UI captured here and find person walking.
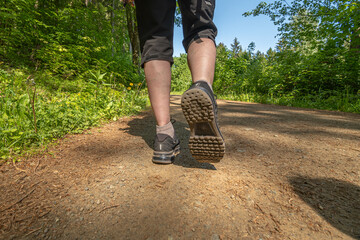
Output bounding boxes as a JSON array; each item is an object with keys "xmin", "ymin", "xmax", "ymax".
[{"xmin": 134, "ymin": 0, "xmax": 225, "ymax": 164}]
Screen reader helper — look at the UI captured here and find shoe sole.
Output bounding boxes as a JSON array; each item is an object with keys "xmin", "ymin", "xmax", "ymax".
[
  {"xmin": 152, "ymin": 145, "xmax": 181, "ymax": 164},
  {"xmin": 181, "ymin": 88, "xmax": 225, "ymax": 163}
]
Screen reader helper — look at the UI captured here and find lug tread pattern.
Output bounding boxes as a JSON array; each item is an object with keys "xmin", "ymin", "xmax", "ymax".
[
  {"xmin": 181, "ymin": 90, "xmax": 214, "ymax": 124},
  {"xmin": 181, "ymin": 89, "xmax": 225, "ymax": 163},
  {"xmin": 189, "ymin": 136, "xmax": 224, "ymax": 163}
]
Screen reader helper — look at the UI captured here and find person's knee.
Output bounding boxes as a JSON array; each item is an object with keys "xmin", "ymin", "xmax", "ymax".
[{"xmin": 141, "ymin": 37, "xmax": 174, "ymax": 68}]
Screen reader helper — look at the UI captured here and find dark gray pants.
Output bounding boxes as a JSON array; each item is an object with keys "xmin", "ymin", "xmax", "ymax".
[{"xmin": 135, "ymin": 0, "xmax": 217, "ymax": 67}]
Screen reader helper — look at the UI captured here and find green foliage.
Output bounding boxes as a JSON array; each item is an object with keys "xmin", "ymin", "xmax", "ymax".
[
  {"xmin": 0, "ymin": 0, "xmax": 138, "ymax": 82},
  {"xmin": 244, "ymin": 0, "xmax": 360, "ymax": 90},
  {"xmin": 171, "ymin": 54, "xmax": 192, "ymax": 92},
  {"xmin": 172, "ymin": 37, "xmax": 360, "ymax": 114},
  {"xmin": 0, "ymin": 69, "xmax": 147, "ymax": 161},
  {"xmin": 220, "ymin": 90, "xmax": 360, "ymax": 114}
]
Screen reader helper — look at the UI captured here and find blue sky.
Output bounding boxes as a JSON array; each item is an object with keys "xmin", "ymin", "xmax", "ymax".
[{"xmin": 173, "ymin": 0, "xmax": 279, "ymax": 56}]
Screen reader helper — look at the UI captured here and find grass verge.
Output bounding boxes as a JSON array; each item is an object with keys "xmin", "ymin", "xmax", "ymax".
[
  {"xmin": 0, "ymin": 68, "xmax": 148, "ymax": 162},
  {"xmin": 171, "ymin": 89, "xmax": 360, "ymax": 114},
  {"xmin": 218, "ymin": 91, "xmax": 360, "ymax": 114}
]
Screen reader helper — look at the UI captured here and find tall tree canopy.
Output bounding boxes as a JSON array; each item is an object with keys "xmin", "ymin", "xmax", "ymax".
[{"xmin": 244, "ymin": 0, "xmax": 360, "ymax": 90}]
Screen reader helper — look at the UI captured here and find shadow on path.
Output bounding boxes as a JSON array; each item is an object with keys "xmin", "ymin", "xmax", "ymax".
[
  {"xmin": 289, "ymin": 176, "xmax": 360, "ymax": 239},
  {"xmin": 121, "ymin": 95, "xmax": 360, "ymax": 171},
  {"xmin": 122, "ymin": 111, "xmax": 216, "ymax": 170}
]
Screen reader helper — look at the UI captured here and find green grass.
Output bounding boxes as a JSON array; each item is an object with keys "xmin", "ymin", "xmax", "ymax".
[
  {"xmin": 171, "ymin": 89, "xmax": 360, "ymax": 114},
  {"xmin": 218, "ymin": 91, "xmax": 360, "ymax": 114},
  {"xmin": 170, "ymin": 91, "xmax": 184, "ymax": 96},
  {"xmin": 0, "ymin": 68, "xmax": 148, "ymax": 162}
]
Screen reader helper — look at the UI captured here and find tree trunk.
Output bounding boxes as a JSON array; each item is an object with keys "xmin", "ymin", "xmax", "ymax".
[
  {"xmin": 111, "ymin": 0, "xmax": 115, "ymax": 56},
  {"xmin": 125, "ymin": 3, "xmax": 141, "ymax": 70}
]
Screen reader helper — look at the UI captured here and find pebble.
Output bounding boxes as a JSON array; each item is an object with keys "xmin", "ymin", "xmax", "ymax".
[
  {"xmin": 55, "ymin": 218, "xmax": 60, "ymax": 223},
  {"xmin": 79, "ymin": 217, "xmax": 84, "ymax": 221},
  {"xmin": 194, "ymin": 207, "xmax": 201, "ymax": 212},
  {"xmin": 96, "ymin": 200, "xmax": 101, "ymax": 205},
  {"xmin": 44, "ymin": 228, "xmax": 49, "ymax": 233},
  {"xmin": 85, "ymin": 187, "xmax": 89, "ymax": 191},
  {"xmin": 211, "ymin": 234, "xmax": 221, "ymax": 240}
]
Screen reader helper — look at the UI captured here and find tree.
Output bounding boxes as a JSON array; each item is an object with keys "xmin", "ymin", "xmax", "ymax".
[
  {"xmin": 247, "ymin": 42, "xmax": 256, "ymax": 56},
  {"xmin": 230, "ymin": 37, "xmax": 242, "ymax": 57},
  {"xmin": 123, "ymin": 0, "xmax": 141, "ymax": 69},
  {"xmin": 244, "ymin": 0, "xmax": 360, "ymax": 91}
]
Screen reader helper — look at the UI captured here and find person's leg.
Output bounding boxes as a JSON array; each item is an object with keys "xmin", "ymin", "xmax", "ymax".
[
  {"xmin": 179, "ymin": 0, "xmax": 218, "ymax": 86},
  {"xmin": 146, "ymin": 64, "xmax": 180, "ymax": 164},
  {"xmin": 187, "ymin": 38, "xmax": 216, "ymax": 87},
  {"xmin": 135, "ymin": 0, "xmax": 180, "ymax": 164},
  {"xmin": 144, "ymin": 60, "xmax": 172, "ymax": 128},
  {"xmin": 179, "ymin": 0, "xmax": 225, "ymax": 162},
  {"xmin": 135, "ymin": 0, "xmax": 175, "ymax": 128}
]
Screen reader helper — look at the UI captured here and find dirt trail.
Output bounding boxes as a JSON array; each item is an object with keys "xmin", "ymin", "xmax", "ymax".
[{"xmin": 1, "ymin": 95, "xmax": 360, "ymax": 240}]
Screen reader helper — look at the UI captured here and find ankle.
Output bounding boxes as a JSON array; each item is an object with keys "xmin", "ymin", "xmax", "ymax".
[
  {"xmin": 194, "ymin": 80, "xmax": 213, "ymax": 91},
  {"xmin": 156, "ymin": 121, "xmax": 175, "ymax": 139},
  {"xmin": 194, "ymin": 80, "xmax": 213, "ymax": 92}
]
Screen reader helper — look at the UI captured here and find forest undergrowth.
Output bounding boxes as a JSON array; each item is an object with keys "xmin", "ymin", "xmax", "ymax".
[{"xmin": 0, "ymin": 67, "xmax": 147, "ymax": 162}]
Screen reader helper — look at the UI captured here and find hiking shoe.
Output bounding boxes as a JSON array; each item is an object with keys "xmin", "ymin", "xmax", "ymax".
[
  {"xmin": 152, "ymin": 134, "xmax": 181, "ymax": 164},
  {"xmin": 181, "ymin": 81, "xmax": 225, "ymax": 162}
]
